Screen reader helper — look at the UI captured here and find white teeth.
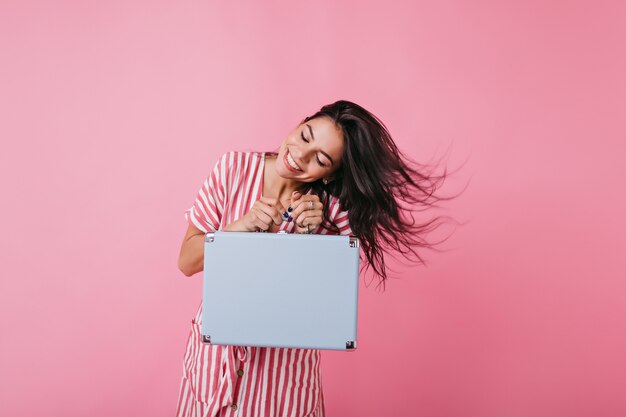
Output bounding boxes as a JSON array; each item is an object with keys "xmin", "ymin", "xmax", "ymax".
[{"xmin": 286, "ymin": 151, "xmax": 301, "ymax": 171}]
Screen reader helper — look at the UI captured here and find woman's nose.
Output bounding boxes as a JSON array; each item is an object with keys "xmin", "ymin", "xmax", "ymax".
[{"xmin": 291, "ymin": 147, "xmax": 309, "ymax": 164}]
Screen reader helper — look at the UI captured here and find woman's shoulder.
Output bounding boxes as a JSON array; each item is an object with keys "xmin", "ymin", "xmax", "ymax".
[
  {"xmin": 216, "ymin": 150, "xmax": 265, "ymax": 164},
  {"xmin": 322, "ymin": 190, "xmax": 347, "ymax": 211},
  {"xmin": 212, "ymin": 151, "xmax": 266, "ymax": 174},
  {"xmin": 322, "ymin": 191, "xmax": 349, "ymax": 223}
]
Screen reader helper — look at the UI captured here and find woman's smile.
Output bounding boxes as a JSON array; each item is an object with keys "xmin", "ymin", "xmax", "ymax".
[{"xmin": 284, "ymin": 149, "xmax": 303, "ymax": 172}]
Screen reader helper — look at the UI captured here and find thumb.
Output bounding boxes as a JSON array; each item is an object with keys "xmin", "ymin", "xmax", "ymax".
[{"xmin": 288, "ymin": 191, "xmax": 302, "ymax": 219}]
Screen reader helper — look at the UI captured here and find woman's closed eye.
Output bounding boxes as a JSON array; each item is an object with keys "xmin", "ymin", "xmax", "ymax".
[{"xmin": 300, "ymin": 131, "xmax": 328, "ymax": 167}]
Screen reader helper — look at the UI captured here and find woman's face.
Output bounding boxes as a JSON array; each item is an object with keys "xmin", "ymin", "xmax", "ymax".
[{"xmin": 275, "ymin": 116, "xmax": 344, "ymax": 182}]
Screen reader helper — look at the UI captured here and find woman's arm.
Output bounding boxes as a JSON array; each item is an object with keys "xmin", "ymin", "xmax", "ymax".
[
  {"xmin": 177, "ymin": 222, "xmax": 245, "ymax": 277},
  {"xmin": 179, "ymin": 152, "xmax": 231, "ymax": 276},
  {"xmin": 177, "ymin": 224, "xmax": 207, "ymax": 277},
  {"xmin": 178, "ymin": 205, "xmax": 282, "ymax": 276}
]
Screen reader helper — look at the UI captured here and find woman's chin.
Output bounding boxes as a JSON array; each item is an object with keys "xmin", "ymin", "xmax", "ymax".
[
  {"xmin": 276, "ymin": 168, "xmax": 308, "ymax": 182},
  {"xmin": 275, "ymin": 166, "xmax": 293, "ymax": 179}
]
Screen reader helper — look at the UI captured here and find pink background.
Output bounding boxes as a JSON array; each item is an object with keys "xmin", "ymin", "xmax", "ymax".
[{"xmin": 1, "ymin": 1, "xmax": 625, "ymax": 416}]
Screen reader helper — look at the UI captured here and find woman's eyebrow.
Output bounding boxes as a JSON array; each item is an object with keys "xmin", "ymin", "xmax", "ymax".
[{"xmin": 306, "ymin": 124, "xmax": 334, "ymax": 166}]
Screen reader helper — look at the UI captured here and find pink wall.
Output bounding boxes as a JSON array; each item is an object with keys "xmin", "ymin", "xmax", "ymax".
[{"xmin": 2, "ymin": 1, "xmax": 625, "ymax": 416}]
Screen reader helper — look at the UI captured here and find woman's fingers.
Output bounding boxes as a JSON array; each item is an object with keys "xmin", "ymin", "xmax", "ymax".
[
  {"xmin": 290, "ymin": 194, "xmax": 316, "ymax": 209},
  {"xmin": 259, "ymin": 196, "xmax": 287, "ymax": 211},
  {"xmin": 294, "ymin": 210, "xmax": 322, "ymax": 228},
  {"xmin": 242, "ymin": 197, "xmax": 289, "ymax": 232},
  {"xmin": 251, "ymin": 207, "xmax": 274, "ymax": 226},
  {"xmin": 248, "ymin": 193, "xmax": 323, "ymax": 231},
  {"xmin": 255, "ymin": 199, "xmax": 286, "ymax": 225},
  {"xmin": 252, "ymin": 217, "xmax": 270, "ymax": 231},
  {"xmin": 294, "ymin": 214, "xmax": 323, "ymax": 233},
  {"xmin": 290, "ymin": 196, "xmax": 322, "ymax": 220},
  {"xmin": 288, "ymin": 194, "xmax": 323, "ymax": 232},
  {"xmin": 290, "ymin": 191, "xmax": 303, "ymax": 209}
]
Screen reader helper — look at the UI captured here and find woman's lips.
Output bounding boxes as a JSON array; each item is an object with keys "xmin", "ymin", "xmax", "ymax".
[{"xmin": 283, "ymin": 150, "xmax": 302, "ymax": 173}]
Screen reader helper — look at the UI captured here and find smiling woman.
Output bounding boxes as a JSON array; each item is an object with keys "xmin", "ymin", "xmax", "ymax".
[
  {"xmin": 175, "ymin": 99, "xmax": 461, "ymax": 417},
  {"xmin": 276, "ymin": 116, "xmax": 344, "ymax": 177},
  {"xmin": 266, "ymin": 100, "xmax": 462, "ymax": 283}
]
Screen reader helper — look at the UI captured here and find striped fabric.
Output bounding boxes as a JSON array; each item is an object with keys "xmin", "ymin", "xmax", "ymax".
[{"xmin": 177, "ymin": 151, "xmax": 352, "ymax": 417}]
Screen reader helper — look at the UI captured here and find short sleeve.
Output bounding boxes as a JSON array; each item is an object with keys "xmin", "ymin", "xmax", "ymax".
[
  {"xmin": 333, "ymin": 206, "xmax": 353, "ymax": 236},
  {"xmin": 184, "ymin": 153, "xmax": 228, "ymax": 233},
  {"xmin": 319, "ymin": 195, "xmax": 353, "ymax": 236}
]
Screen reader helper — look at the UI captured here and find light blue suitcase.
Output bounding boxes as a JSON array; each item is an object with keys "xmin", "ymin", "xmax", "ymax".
[{"xmin": 201, "ymin": 231, "xmax": 360, "ymax": 351}]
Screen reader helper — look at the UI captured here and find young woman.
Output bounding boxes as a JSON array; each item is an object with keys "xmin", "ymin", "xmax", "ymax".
[{"xmin": 176, "ymin": 100, "xmax": 457, "ymax": 417}]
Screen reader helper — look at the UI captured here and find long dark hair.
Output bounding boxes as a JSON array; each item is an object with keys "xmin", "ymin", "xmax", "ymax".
[{"xmin": 292, "ymin": 100, "xmax": 465, "ymax": 289}]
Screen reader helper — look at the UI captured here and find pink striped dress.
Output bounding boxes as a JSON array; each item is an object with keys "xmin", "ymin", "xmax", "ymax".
[{"xmin": 177, "ymin": 151, "xmax": 352, "ymax": 417}]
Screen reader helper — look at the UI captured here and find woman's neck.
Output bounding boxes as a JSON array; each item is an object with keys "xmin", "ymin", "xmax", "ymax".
[{"xmin": 264, "ymin": 154, "xmax": 303, "ymax": 205}]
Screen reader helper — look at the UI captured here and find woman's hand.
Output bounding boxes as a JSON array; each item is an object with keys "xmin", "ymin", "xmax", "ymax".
[
  {"xmin": 223, "ymin": 197, "xmax": 286, "ymax": 232},
  {"xmin": 289, "ymin": 191, "xmax": 323, "ymax": 234}
]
